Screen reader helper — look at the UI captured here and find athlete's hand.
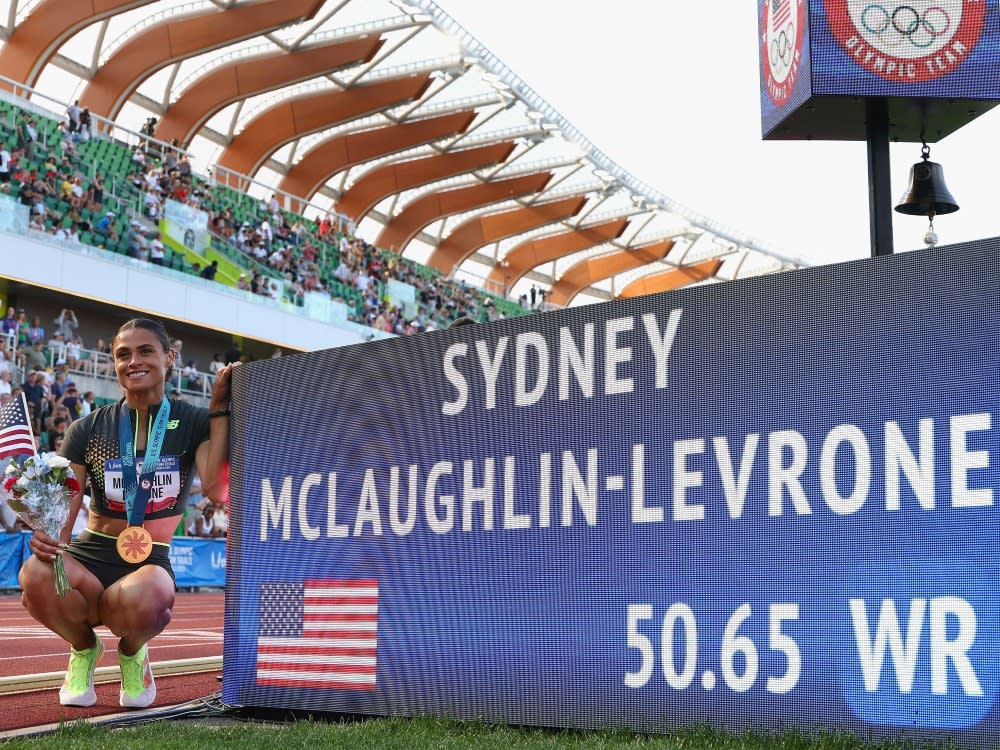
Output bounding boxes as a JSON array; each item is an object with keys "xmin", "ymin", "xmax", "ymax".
[
  {"xmin": 210, "ymin": 362, "xmax": 239, "ymax": 412},
  {"xmin": 28, "ymin": 529, "xmax": 64, "ymax": 563}
]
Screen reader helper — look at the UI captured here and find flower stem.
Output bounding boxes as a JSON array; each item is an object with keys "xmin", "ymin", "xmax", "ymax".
[{"xmin": 53, "ymin": 553, "xmax": 72, "ymax": 597}]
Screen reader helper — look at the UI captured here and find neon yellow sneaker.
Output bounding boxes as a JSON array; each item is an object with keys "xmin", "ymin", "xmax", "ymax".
[
  {"xmin": 59, "ymin": 637, "xmax": 105, "ymax": 707},
  {"xmin": 118, "ymin": 643, "xmax": 156, "ymax": 708}
]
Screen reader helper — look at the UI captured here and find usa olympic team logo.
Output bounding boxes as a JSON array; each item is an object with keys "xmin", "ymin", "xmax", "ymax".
[
  {"xmin": 825, "ymin": 1, "xmax": 987, "ymax": 82},
  {"xmin": 762, "ymin": 0, "xmax": 806, "ymax": 105}
]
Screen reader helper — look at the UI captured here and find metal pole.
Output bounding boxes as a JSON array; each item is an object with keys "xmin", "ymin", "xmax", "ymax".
[{"xmin": 865, "ymin": 98, "xmax": 894, "ymax": 257}]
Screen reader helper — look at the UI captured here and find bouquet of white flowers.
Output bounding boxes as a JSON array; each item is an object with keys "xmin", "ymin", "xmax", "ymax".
[{"xmin": 2, "ymin": 453, "xmax": 79, "ymax": 596}]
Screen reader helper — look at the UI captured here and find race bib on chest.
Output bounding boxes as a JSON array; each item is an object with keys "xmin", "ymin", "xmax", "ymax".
[{"xmin": 104, "ymin": 455, "xmax": 181, "ymax": 513}]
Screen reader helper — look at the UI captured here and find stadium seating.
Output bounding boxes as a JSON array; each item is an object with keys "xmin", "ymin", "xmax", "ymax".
[{"xmin": 0, "ymin": 94, "xmax": 532, "ymax": 335}]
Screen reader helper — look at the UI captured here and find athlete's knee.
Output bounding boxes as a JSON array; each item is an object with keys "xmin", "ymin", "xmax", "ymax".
[{"xmin": 19, "ymin": 556, "xmax": 53, "ymax": 599}]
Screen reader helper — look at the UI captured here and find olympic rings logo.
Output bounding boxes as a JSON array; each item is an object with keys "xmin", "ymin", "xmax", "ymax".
[
  {"xmin": 770, "ymin": 23, "xmax": 796, "ymax": 70},
  {"xmin": 860, "ymin": 4, "xmax": 951, "ymax": 49}
]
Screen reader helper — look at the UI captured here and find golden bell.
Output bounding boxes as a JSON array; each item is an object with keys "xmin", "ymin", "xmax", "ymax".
[{"xmin": 894, "ymin": 158, "xmax": 959, "ymax": 217}]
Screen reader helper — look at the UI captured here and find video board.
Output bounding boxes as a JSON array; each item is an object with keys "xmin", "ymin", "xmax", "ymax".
[
  {"xmin": 813, "ymin": 1, "xmax": 998, "ymax": 94},
  {"xmin": 222, "ymin": 239, "xmax": 1000, "ymax": 747},
  {"xmin": 760, "ymin": 1, "xmax": 1000, "ymax": 140}
]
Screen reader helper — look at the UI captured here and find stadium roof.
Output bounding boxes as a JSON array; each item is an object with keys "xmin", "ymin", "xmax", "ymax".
[{"xmin": 0, "ymin": 0, "xmax": 807, "ymax": 306}]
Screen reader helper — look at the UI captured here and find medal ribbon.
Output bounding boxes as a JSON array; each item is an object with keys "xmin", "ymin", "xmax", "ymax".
[{"xmin": 118, "ymin": 400, "xmax": 170, "ymax": 527}]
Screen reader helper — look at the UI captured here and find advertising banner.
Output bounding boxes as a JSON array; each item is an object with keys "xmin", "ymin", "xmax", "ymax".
[
  {"xmin": 164, "ymin": 199, "xmax": 209, "ymax": 253},
  {"xmin": 222, "ymin": 240, "xmax": 1000, "ymax": 747},
  {"xmin": 169, "ymin": 537, "xmax": 226, "ymax": 588},
  {"xmin": 0, "ymin": 534, "xmax": 226, "ymax": 589},
  {"xmin": 0, "ymin": 532, "xmax": 24, "ymax": 587}
]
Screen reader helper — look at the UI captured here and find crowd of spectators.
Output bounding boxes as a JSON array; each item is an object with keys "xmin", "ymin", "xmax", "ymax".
[
  {"xmin": 1, "ymin": 304, "xmax": 99, "ymax": 448},
  {"xmin": 0, "ymin": 301, "xmax": 264, "ymax": 423},
  {"xmin": 3, "ymin": 98, "xmax": 539, "ymax": 342}
]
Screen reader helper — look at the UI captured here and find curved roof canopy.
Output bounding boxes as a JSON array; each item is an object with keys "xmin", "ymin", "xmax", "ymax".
[{"xmin": 0, "ymin": 0, "xmax": 805, "ymax": 306}]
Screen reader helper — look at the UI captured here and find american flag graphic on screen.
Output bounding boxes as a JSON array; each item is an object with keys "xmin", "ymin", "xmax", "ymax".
[
  {"xmin": 772, "ymin": 0, "xmax": 791, "ymax": 28},
  {"xmin": 256, "ymin": 579, "xmax": 378, "ymax": 690}
]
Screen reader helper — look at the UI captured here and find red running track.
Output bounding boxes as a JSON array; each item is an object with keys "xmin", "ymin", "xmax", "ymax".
[{"xmin": 0, "ymin": 591, "xmax": 224, "ymax": 732}]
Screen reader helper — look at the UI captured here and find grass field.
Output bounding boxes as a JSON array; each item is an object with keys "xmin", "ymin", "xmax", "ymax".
[{"xmin": 1, "ymin": 715, "xmax": 962, "ymax": 749}]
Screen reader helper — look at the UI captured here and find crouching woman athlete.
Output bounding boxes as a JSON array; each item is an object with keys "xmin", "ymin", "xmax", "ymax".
[{"xmin": 19, "ymin": 318, "xmax": 235, "ymax": 709}]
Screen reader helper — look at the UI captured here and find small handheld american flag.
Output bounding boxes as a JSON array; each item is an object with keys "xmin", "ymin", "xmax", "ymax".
[{"xmin": 0, "ymin": 394, "xmax": 36, "ymax": 460}]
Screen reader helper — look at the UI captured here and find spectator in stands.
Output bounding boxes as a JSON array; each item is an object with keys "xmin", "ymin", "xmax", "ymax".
[
  {"xmin": 30, "ymin": 170, "xmax": 54, "ymax": 198},
  {"xmin": 27, "ymin": 316, "xmax": 45, "ymax": 345},
  {"xmin": 0, "ymin": 343, "xmax": 11, "ymax": 375},
  {"xmin": 148, "ymin": 233, "xmax": 165, "ymax": 266},
  {"xmin": 126, "ymin": 221, "xmax": 148, "ymax": 260},
  {"xmin": 0, "ymin": 370, "xmax": 11, "ymax": 397},
  {"xmin": 15, "ymin": 309, "xmax": 29, "ymax": 347},
  {"xmin": 87, "ymin": 172, "xmax": 105, "ymax": 212},
  {"xmin": 188, "ymin": 501, "xmax": 223, "ymax": 538},
  {"xmin": 289, "ymin": 218, "xmax": 306, "ymax": 244},
  {"xmin": 58, "ymin": 128, "xmax": 78, "ymax": 162},
  {"xmin": 54, "ymin": 308, "xmax": 79, "ymax": 340},
  {"xmin": 140, "ymin": 116, "xmax": 157, "ymax": 140},
  {"xmin": 46, "ymin": 331, "xmax": 66, "ymax": 367},
  {"xmin": 1, "ymin": 306, "xmax": 17, "ymax": 338},
  {"xmin": 49, "ymin": 369, "xmax": 70, "ymax": 403},
  {"xmin": 236, "ymin": 273, "xmax": 250, "ymax": 291},
  {"xmin": 66, "ymin": 100, "xmax": 81, "ymax": 133},
  {"xmin": 16, "ymin": 115, "xmax": 37, "ymax": 160},
  {"xmin": 30, "ymin": 192, "xmax": 50, "ymax": 224},
  {"xmin": 333, "ymin": 257, "xmax": 352, "ymax": 284},
  {"xmin": 182, "ymin": 360, "xmax": 203, "ymax": 390},
  {"xmin": 259, "ymin": 217, "xmax": 272, "ymax": 248},
  {"xmin": 65, "ymin": 333, "xmax": 82, "ymax": 370},
  {"xmin": 46, "ymin": 415, "xmax": 68, "ymax": 452},
  {"xmin": 79, "ymin": 108, "xmax": 92, "ymax": 141},
  {"xmin": 163, "ymin": 145, "xmax": 178, "ymax": 174},
  {"xmin": 200, "ymin": 260, "xmax": 218, "ymax": 281},
  {"xmin": 21, "ymin": 369, "xmax": 45, "ymax": 420},
  {"xmin": 19, "ymin": 341, "xmax": 47, "ymax": 375},
  {"xmin": 61, "ymin": 383, "xmax": 82, "ymax": 418},
  {"xmin": 94, "ymin": 211, "xmax": 118, "ymax": 245},
  {"xmin": 213, "ymin": 502, "xmax": 229, "ymax": 536},
  {"xmin": 0, "ymin": 142, "xmax": 11, "ymax": 183},
  {"xmin": 79, "ymin": 390, "xmax": 95, "ymax": 418},
  {"xmin": 169, "ymin": 339, "xmax": 184, "ymax": 390},
  {"xmin": 143, "ymin": 189, "xmax": 161, "ymax": 219},
  {"xmin": 69, "ymin": 177, "xmax": 86, "ymax": 211},
  {"xmin": 86, "ymin": 337, "xmax": 112, "ymax": 377}
]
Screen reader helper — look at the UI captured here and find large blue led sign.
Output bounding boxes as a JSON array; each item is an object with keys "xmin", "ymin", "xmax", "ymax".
[{"xmin": 223, "ymin": 239, "xmax": 1000, "ymax": 747}]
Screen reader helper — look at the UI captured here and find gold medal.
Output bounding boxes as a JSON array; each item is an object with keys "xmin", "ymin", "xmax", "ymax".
[{"xmin": 116, "ymin": 526, "xmax": 153, "ymax": 563}]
